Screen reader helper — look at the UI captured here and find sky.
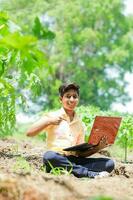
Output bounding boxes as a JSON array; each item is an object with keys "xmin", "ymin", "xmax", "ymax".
[
  {"xmin": 112, "ymin": 0, "xmax": 133, "ymax": 114},
  {"xmin": 124, "ymin": 0, "xmax": 133, "ymax": 15}
]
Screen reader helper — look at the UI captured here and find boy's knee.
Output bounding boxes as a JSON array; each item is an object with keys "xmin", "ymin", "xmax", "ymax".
[
  {"xmin": 43, "ymin": 151, "xmax": 57, "ymax": 162},
  {"xmin": 106, "ymin": 159, "xmax": 115, "ymax": 172},
  {"xmin": 43, "ymin": 151, "xmax": 58, "ymax": 172}
]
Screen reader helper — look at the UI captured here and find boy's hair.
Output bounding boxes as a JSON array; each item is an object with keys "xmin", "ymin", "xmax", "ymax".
[{"xmin": 59, "ymin": 83, "xmax": 80, "ymax": 97}]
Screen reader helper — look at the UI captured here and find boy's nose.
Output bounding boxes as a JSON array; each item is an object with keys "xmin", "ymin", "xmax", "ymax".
[{"xmin": 70, "ymin": 96, "xmax": 74, "ymax": 101}]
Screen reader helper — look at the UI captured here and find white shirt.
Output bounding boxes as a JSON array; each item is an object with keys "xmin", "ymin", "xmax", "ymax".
[{"xmin": 43, "ymin": 108, "xmax": 85, "ymax": 154}]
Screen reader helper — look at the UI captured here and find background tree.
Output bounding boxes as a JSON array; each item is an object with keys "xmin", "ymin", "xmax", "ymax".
[
  {"xmin": 46, "ymin": 0, "xmax": 133, "ymax": 109},
  {"xmin": 1, "ymin": 0, "xmax": 133, "ymax": 110}
]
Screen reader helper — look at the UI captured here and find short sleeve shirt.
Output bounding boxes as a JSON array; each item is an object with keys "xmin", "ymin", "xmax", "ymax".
[{"xmin": 43, "ymin": 108, "xmax": 85, "ymax": 154}]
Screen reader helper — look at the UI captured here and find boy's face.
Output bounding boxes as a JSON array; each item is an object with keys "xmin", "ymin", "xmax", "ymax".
[{"xmin": 60, "ymin": 89, "xmax": 79, "ymax": 111}]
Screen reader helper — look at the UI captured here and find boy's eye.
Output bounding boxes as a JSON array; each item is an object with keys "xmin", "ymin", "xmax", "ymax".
[
  {"xmin": 66, "ymin": 95, "xmax": 78, "ymax": 99},
  {"xmin": 73, "ymin": 95, "xmax": 78, "ymax": 99},
  {"xmin": 66, "ymin": 95, "xmax": 71, "ymax": 98}
]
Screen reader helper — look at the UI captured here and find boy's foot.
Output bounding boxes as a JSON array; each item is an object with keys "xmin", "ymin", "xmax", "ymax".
[
  {"xmin": 94, "ymin": 171, "xmax": 110, "ymax": 179},
  {"xmin": 87, "ymin": 171, "xmax": 109, "ymax": 178},
  {"xmin": 87, "ymin": 171, "xmax": 100, "ymax": 178}
]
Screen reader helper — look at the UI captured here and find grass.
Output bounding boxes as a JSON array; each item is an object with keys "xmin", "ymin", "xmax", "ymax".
[
  {"xmin": 47, "ymin": 160, "xmax": 73, "ymax": 176},
  {"xmin": 12, "ymin": 156, "xmax": 34, "ymax": 174},
  {"xmin": 89, "ymin": 196, "xmax": 113, "ymax": 200}
]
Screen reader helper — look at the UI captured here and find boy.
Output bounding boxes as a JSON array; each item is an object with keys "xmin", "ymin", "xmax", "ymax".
[{"xmin": 26, "ymin": 83, "xmax": 114, "ymax": 178}]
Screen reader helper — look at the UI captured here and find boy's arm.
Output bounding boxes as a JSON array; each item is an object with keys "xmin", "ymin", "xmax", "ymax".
[
  {"xmin": 26, "ymin": 115, "xmax": 65, "ymax": 137},
  {"xmin": 26, "ymin": 117, "xmax": 51, "ymax": 137}
]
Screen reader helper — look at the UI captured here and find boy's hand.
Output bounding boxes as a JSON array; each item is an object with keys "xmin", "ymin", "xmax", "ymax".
[
  {"xmin": 97, "ymin": 136, "xmax": 108, "ymax": 150},
  {"xmin": 49, "ymin": 116, "xmax": 66, "ymax": 125},
  {"xmin": 74, "ymin": 136, "xmax": 108, "ymax": 158}
]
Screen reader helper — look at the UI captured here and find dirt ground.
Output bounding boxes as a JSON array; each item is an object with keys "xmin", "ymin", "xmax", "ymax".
[{"xmin": 0, "ymin": 138, "xmax": 133, "ymax": 200}]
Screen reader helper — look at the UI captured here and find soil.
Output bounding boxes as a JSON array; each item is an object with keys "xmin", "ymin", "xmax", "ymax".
[{"xmin": 0, "ymin": 138, "xmax": 133, "ymax": 200}]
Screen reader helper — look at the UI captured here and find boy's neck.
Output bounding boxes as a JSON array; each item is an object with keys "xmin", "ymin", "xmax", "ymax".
[{"xmin": 64, "ymin": 108, "xmax": 75, "ymax": 121}]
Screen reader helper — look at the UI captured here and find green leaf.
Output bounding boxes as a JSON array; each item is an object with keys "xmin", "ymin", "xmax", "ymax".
[
  {"xmin": 32, "ymin": 16, "xmax": 55, "ymax": 40},
  {"xmin": 0, "ymin": 32, "xmax": 37, "ymax": 50}
]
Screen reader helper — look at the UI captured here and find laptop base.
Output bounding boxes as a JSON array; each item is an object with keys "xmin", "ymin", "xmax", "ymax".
[{"xmin": 63, "ymin": 143, "xmax": 97, "ymax": 151}]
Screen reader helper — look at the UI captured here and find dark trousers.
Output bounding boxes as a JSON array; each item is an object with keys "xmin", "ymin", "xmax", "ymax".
[{"xmin": 43, "ymin": 151, "xmax": 115, "ymax": 178}]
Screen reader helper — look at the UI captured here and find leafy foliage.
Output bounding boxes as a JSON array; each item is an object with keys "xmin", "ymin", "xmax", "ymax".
[
  {"xmin": 90, "ymin": 196, "xmax": 113, "ymax": 200},
  {"xmin": 1, "ymin": 0, "xmax": 133, "ymax": 109},
  {"xmin": 117, "ymin": 115, "xmax": 133, "ymax": 162},
  {"xmin": 48, "ymin": 160, "xmax": 73, "ymax": 176},
  {"xmin": 42, "ymin": 0, "xmax": 133, "ymax": 109},
  {"xmin": 117, "ymin": 116, "xmax": 133, "ymax": 149},
  {"xmin": 0, "ymin": 11, "xmax": 54, "ymax": 136},
  {"xmin": 33, "ymin": 17, "xmax": 55, "ymax": 40},
  {"xmin": 0, "ymin": 78, "xmax": 15, "ymax": 137},
  {"xmin": 12, "ymin": 156, "xmax": 33, "ymax": 174}
]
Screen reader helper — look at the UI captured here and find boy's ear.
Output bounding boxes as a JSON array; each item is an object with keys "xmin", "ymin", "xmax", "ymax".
[{"xmin": 59, "ymin": 96, "xmax": 62, "ymax": 103}]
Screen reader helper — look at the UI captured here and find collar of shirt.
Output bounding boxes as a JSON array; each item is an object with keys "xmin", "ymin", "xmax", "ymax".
[{"xmin": 59, "ymin": 107, "xmax": 79, "ymax": 124}]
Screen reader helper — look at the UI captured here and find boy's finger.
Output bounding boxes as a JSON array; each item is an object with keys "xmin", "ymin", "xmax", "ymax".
[{"xmin": 59, "ymin": 117, "xmax": 67, "ymax": 121}]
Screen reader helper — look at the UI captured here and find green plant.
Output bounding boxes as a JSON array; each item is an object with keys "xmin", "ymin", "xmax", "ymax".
[
  {"xmin": 39, "ymin": 165, "xmax": 46, "ymax": 172},
  {"xmin": 77, "ymin": 105, "xmax": 101, "ymax": 142},
  {"xmin": 0, "ymin": 12, "xmax": 54, "ymax": 137},
  {"xmin": 12, "ymin": 156, "xmax": 33, "ymax": 174},
  {"xmin": 36, "ymin": 132, "xmax": 47, "ymax": 141},
  {"xmin": 89, "ymin": 196, "xmax": 113, "ymax": 200},
  {"xmin": 48, "ymin": 160, "xmax": 73, "ymax": 176},
  {"xmin": 116, "ymin": 115, "xmax": 133, "ymax": 162},
  {"xmin": 0, "ymin": 78, "xmax": 16, "ymax": 137},
  {"xmin": 11, "ymin": 144, "xmax": 19, "ymax": 154}
]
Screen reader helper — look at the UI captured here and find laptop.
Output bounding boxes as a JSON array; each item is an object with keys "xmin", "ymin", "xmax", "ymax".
[{"xmin": 63, "ymin": 116, "xmax": 122, "ymax": 152}]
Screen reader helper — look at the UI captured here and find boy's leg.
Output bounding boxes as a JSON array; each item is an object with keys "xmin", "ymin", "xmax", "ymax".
[
  {"xmin": 43, "ymin": 151, "xmax": 100, "ymax": 178},
  {"xmin": 73, "ymin": 157, "xmax": 115, "ymax": 173}
]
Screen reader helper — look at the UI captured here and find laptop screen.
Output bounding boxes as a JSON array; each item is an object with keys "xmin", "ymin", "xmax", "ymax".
[{"xmin": 88, "ymin": 116, "xmax": 122, "ymax": 145}]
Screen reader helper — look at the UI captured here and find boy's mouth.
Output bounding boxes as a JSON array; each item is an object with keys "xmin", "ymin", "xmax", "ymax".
[{"xmin": 68, "ymin": 103, "xmax": 75, "ymax": 107}]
